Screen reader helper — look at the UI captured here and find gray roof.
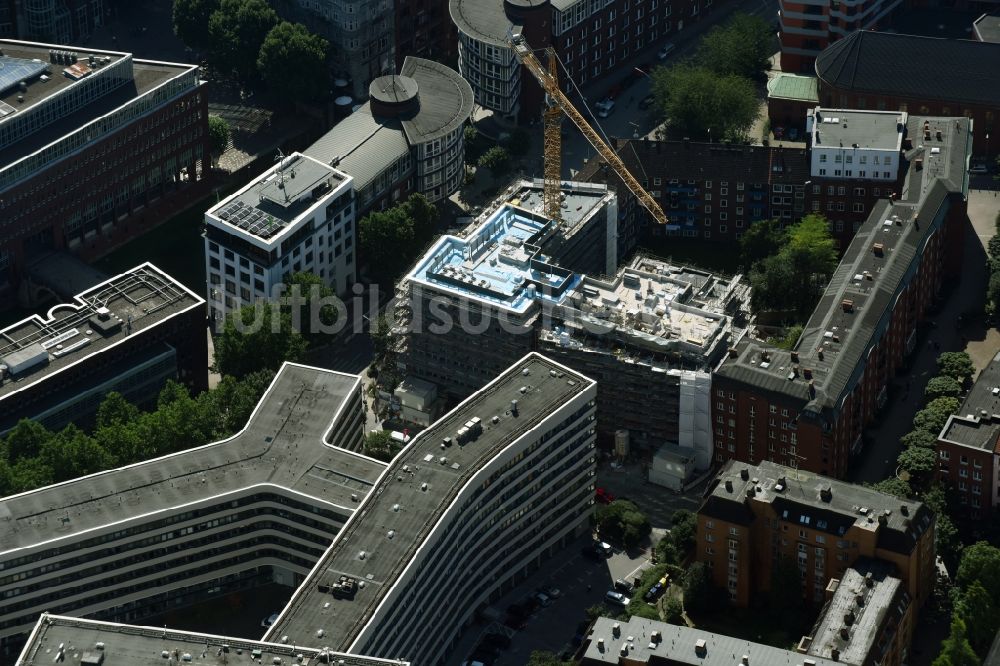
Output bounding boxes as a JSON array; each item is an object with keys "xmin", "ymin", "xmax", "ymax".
[
  {"xmin": 700, "ymin": 461, "xmax": 934, "ymax": 555},
  {"xmin": 806, "ymin": 559, "xmax": 909, "ymax": 666},
  {"xmin": 938, "ymin": 350, "xmax": 1000, "ymax": 451},
  {"xmin": 811, "ymin": 108, "xmax": 903, "ymax": 151},
  {"xmin": 0, "ymin": 363, "xmax": 384, "ymax": 555},
  {"xmin": 449, "ymin": 0, "xmax": 522, "ymax": 46},
  {"xmin": 398, "ymin": 57, "xmax": 474, "ymax": 144},
  {"xmin": 305, "ymin": 57, "xmax": 471, "ymax": 192},
  {"xmin": 266, "ymin": 354, "xmax": 593, "ymax": 651},
  {"xmin": 715, "ymin": 115, "xmax": 971, "ymax": 419},
  {"xmin": 0, "ymin": 263, "xmax": 202, "ymax": 404},
  {"xmin": 15, "ymin": 615, "xmax": 405, "ymax": 666},
  {"xmin": 581, "ymin": 616, "xmax": 842, "ymax": 665},
  {"xmin": 815, "ymin": 31, "xmax": 1000, "ymax": 107},
  {"xmin": 973, "ymin": 13, "xmax": 1000, "ymax": 43},
  {"xmin": 305, "ymin": 110, "xmax": 410, "ymax": 192}
]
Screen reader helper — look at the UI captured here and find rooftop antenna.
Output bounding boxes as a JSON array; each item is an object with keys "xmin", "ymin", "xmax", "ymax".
[{"xmin": 274, "ymin": 148, "xmax": 290, "ymax": 201}]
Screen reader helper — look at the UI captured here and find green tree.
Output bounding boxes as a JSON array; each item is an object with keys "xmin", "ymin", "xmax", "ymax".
[
  {"xmin": 286, "ymin": 272, "xmax": 340, "ymax": 344},
  {"xmin": 526, "ymin": 652, "xmax": 569, "ymax": 666},
  {"xmin": 95, "ymin": 392, "xmax": 140, "ymax": 430},
  {"xmin": 897, "ymin": 446, "xmax": 937, "ymax": 487},
  {"xmin": 5, "ymin": 419, "xmax": 54, "ymax": 463},
  {"xmin": 739, "ymin": 218, "xmax": 787, "ymax": 266},
  {"xmin": 403, "ymin": 193, "xmax": 439, "ymax": 249},
  {"xmin": 954, "ymin": 581, "xmax": 1000, "ymax": 654},
  {"xmin": 924, "ymin": 485, "xmax": 962, "ymax": 573},
  {"xmin": 786, "ymin": 214, "xmax": 838, "ymax": 276},
  {"xmin": 214, "ymin": 304, "xmax": 308, "ymax": 379},
  {"xmin": 655, "ymin": 538, "xmax": 680, "ymax": 566},
  {"xmin": 956, "ymin": 542, "xmax": 1000, "ymax": 602},
  {"xmin": 39, "ymin": 426, "xmax": 114, "ymax": 483},
  {"xmin": 748, "ymin": 215, "xmax": 836, "ymax": 317},
  {"xmin": 913, "ymin": 397, "xmax": 960, "ymax": 434},
  {"xmin": 205, "ymin": 369, "xmax": 276, "ymax": 436},
  {"xmin": 697, "ymin": 13, "xmax": 774, "ymax": 79},
  {"xmin": 750, "ymin": 254, "xmax": 797, "ymax": 312},
  {"xmin": 681, "ymin": 561, "xmax": 713, "ymax": 613},
  {"xmin": 478, "ymin": 145, "xmax": 511, "ymax": 173},
  {"xmin": 937, "ymin": 352, "xmax": 975, "ymax": 384},
  {"xmin": 371, "ymin": 314, "xmax": 395, "ymax": 361},
  {"xmin": 651, "ymin": 64, "xmax": 759, "ymax": 142},
  {"xmin": 258, "ymin": 22, "xmax": 330, "ymax": 103},
  {"xmin": 866, "ymin": 477, "xmax": 912, "ymax": 499},
  {"xmin": 359, "ymin": 206, "xmax": 415, "ymax": 287},
  {"xmin": 663, "ymin": 596, "xmax": 684, "ymax": 624},
  {"xmin": 900, "ymin": 429, "xmax": 938, "ymax": 449},
  {"xmin": 989, "ymin": 271, "xmax": 1000, "ymax": 310},
  {"xmin": 208, "ymin": 115, "xmax": 231, "ymax": 155},
  {"xmin": 932, "ymin": 617, "xmax": 980, "ymax": 666},
  {"xmin": 9, "ymin": 457, "xmax": 53, "ymax": 494},
  {"xmin": 595, "ymin": 499, "xmax": 652, "ymax": 549},
  {"xmin": 208, "ymin": 0, "xmax": 279, "ymax": 82},
  {"xmin": 926, "ymin": 376, "xmax": 962, "ymax": 402},
  {"xmin": 363, "ymin": 430, "xmax": 402, "ymax": 462},
  {"xmin": 172, "ymin": 0, "xmax": 220, "ymax": 50},
  {"xmin": 669, "ymin": 509, "xmax": 697, "ymax": 555}
]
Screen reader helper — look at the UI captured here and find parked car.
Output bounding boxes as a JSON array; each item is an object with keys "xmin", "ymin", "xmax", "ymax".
[
  {"xmin": 614, "ymin": 578, "xmax": 634, "ymax": 593},
  {"xmin": 595, "ymin": 487, "xmax": 615, "ymax": 504},
  {"xmin": 971, "ymin": 164, "xmax": 990, "ymax": 175},
  {"xmin": 260, "ymin": 612, "xmax": 279, "ymax": 628},
  {"xmin": 657, "ymin": 43, "xmax": 676, "ymax": 60},
  {"xmin": 542, "ymin": 585, "xmax": 562, "ymax": 598},
  {"xmin": 597, "ymin": 100, "xmax": 616, "ymax": 118},
  {"xmin": 596, "ymin": 541, "xmax": 613, "ymax": 557},
  {"xmin": 605, "ymin": 590, "xmax": 630, "ymax": 607},
  {"xmin": 535, "ymin": 592, "xmax": 552, "ymax": 607},
  {"xmin": 643, "ymin": 575, "xmax": 670, "ymax": 602},
  {"xmin": 639, "ymin": 94, "xmax": 655, "ymax": 110},
  {"xmin": 573, "ymin": 620, "xmax": 592, "ymax": 646}
]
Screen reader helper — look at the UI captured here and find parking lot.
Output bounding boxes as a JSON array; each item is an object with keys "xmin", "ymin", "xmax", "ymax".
[{"xmin": 446, "ymin": 533, "xmax": 655, "ymax": 665}]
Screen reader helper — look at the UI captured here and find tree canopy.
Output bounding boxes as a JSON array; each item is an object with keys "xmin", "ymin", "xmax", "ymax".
[
  {"xmin": 208, "ymin": 115, "xmax": 231, "ymax": 155},
  {"xmin": 697, "ymin": 13, "xmax": 774, "ymax": 79},
  {"xmin": 932, "ymin": 617, "xmax": 980, "ymax": 666},
  {"xmin": 258, "ymin": 22, "xmax": 330, "ymax": 104},
  {"xmin": 897, "ymin": 445, "xmax": 937, "ymax": 483},
  {"xmin": 748, "ymin": 215, "xmax": 837, "ymax": 317},
  {"xmin": 681, "ymin": 561, "xmax": 713, "ymax": 613},
  {"xmin": 358, "ymin": 194, "xmax": 439, "ymax": 287},
  {"xmin": 213, "ymin": 302, "xmax": 308, "ymax": 379},
  {"xmin": 651, "ymin": 64, "xmax": 759, "ymax": 142},
  {"xmin": 172, "ymin": 0, "xmax": 220, "ymax": 50},
  {"xmin": 363, "ymin": 430, "xmax": 403, "ymax": 462},
  {"xmin": 954, "ymin": 581, "xmax": 1000, "ymax": 655},
  {"xmin": 595, "ymin": 499, "xmax": 652, "ymax": 549},
  {"xmin": 207, "ymin": 0, "xmax": 279, "ymax": 82},
  {"xmin": 925, "ymin": 376, "xmax": 962, "ymax": 402},
  {"xmin": 866, "ymin": 477, "xmax": 913, "ymax": 499},
  {"xmin": 900, "ymin": 429, "xmax": 938, "ymax": 450},
  {"xmin": 956, "ymin": 542, "xmax": 1000, "ymax": 603},
  {"xmin": 937, "ymin": 352, "xmax": 975, "ymax": 384},
  {"xmin": 912, "ymin": 397, "xmax": 960, "ymax": 435},
  {"xmin": 739, "ymin": 218, "xmax": 787, "ymax": 267},
  {"xmin": 478, "ymin": 145, "xmax": 511, "ymax": 174}
]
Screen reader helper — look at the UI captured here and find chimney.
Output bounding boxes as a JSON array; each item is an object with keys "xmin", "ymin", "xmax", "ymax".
[
  {"xmin": 510, "ymin": 399, "xmax": 519, "ymax": 416},
  {"xmin": 820, "ymin": 485, "xmax": 833, "ymax": 502},
  {"xmin": 844, "ymin": 610, "xmax": 855, "ymax": 625},
  {"xmin": 740, "ymin": 468, "xmax": 750, "ymax": 480},
  {"xmin": 725, "ymin": 479, "xmax": 734, "ymax": 492},
  {"xmin": 872, "ymin": 243, "xmax": 884, "ymax": 257},
  {"xmin": 790, "ymin": 351, "xmax": 799, "ymax": 363},
  {"xmin": 841, "ymin": 299, "xmax": 854, "ymax": 313},
  {"xmin": 900, "ymin": 505, "xmax": 909, "ymax": 516},
  {"xmin": 729, "ymin": 347, "xmax": 739, "ymax": 359},
  {"xmin": 865, "ymin": 572, "xmax": 874, "ymax": 587},
  {"xmin": 839, "ymin": 626, "xmax": 849, "ymax": 640},
  {"xmin": 803, "ymin": 367, "xmax": 813, "ymax": 379},
  {"xmin": 831, "ymin": 647, "xmax": 841, "ymax": 661}
]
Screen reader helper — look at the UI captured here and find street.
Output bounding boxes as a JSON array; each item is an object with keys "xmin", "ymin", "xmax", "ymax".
[{"xmin": 849, "ymin": 186, "xmax": 1000, "ymax": 484}]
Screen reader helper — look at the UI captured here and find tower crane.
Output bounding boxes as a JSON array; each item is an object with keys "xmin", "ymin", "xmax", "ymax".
[{"xmin": 508, "ymin": 33, "xmax": 667, "ymax": 226}]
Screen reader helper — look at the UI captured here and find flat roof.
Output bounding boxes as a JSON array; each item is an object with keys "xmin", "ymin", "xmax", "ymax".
[
  {"xmin": 973, "ymin": 13, "xmax": 1000, "ymax": 43},
  {"xmin": 811, "ymin": 107, "xmax": 905, "ymax": 152},
  {"xmin": 208, "ymin": 153, "xmax": 345, "ymax": 239},
  {"xmin": 404, "ymin": 202, "xmax": 580, "ymax": 313},
  {"xmin": 16, "ymin": 615, "xmax": 405, "ymax": 666},
  {"xmin": 267, "ymin": 353, "xmax": 593, "ymax": 650},
  {"xmin": 938, "ymin": 350, "xmax": 1000, "ymax": 451},
  {"xmin": 715, "ymin": 115, "xmax": 971, "ymax": 414},
  {"xmin": 700, "ymin": 460, "xmax": 933, "ymax": 555},
  {"xmin": 582, "ymin": 616, "xmax": 842, "ymax": 665},
  {"xmin": 0, "ymin": 40, "xmax": 198, "ymax": 180},
  {"xmin": 449, "ymin": 0, "xmax": 522, "ymax": 47},
  {"xmin": 508, "ymin": 179, "xmax": 611, "ymax": 236},
  {"xmin": 0, "ymin": 263, "xmax": 202, "ymax": 404},
  {"xmin": 767, "ymin": 73, "xmax": 819, "ymax": 102},
  {"xmin": 0, "ymin": 363, "xmax": 385, "ymax": 555},
  {"xmin": 398, "ymin": 57, "xmax": 474, "ymax": 144},
  {"xmin": 806, "ymin": 560, "xmax": 908, "ymax": 665}
]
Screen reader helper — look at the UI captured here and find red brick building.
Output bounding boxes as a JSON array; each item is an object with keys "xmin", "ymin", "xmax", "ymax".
[
  {"xmin": 777, "ymin": 0, "xmax": 903, "ymax": 73},
  {"xmin": 936, "ymin": 351, "xmax": 1000, "ymax": 520},
  {"xmin": 395, "ymin": 0, "xmax": 458, "ymax": 69},
  {"xmin": 815, "ymin": 31, "xmax": 1000, "ymax": 159},
  {"xmin": 711, "ymin": 114, "xmax": 971, "ymax": 479},
  {"xmin": 697, "ymin": 460, "xmax": 936, "ymax": 611},
  {"xmin": 0, "ymin": 40, "xmax": 210, "ymax": 309},
  {"xmin": 579, "ymin": 137, "xmax": 899, "ymax": 257}
]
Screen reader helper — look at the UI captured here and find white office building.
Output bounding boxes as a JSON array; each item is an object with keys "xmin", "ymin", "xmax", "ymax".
[
  {"xmin": 204, "ymin": 152, "xmax": 355, "ymax": 325},
  {"xmin": 808, "ymin": 107, "xmax": 905, "ymax": 182}
]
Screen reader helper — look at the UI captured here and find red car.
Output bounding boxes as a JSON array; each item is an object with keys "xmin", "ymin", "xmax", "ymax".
[{"xmin": 595, "ymin": 487, "xmax": 615, "ymax": 504}]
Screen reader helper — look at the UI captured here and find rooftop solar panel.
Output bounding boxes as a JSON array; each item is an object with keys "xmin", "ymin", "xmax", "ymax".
[{"xmin": 0, "ymin": 56, "xmax": 49, "ymax": 95}]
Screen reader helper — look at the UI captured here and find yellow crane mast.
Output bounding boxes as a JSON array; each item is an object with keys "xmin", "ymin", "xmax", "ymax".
[{"xmin": 509, "ymin": 34, "xmax": 668, "ymax": 226}]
